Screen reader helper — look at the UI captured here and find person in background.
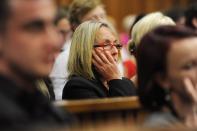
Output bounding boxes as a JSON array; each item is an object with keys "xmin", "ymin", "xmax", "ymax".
[
  {"xmin": 69, "ymin": 0, "xmax": 107, "ymax": 31},
  {"xmin": 185, "ymin": 2, "xmax": 197, "ymax": 30},
  {"xmin": 127, "ymin": 12, "xmax": 175, "ymax": 85},
  {"xmin": 50, "ymin": 0, "xmax": 121, "ymax": 100},
  {"xmin": 164, "ymin": 7, "xmax": 186, "ymax": 26},
  {"xmin": 137, "ymin": 25, "xmax": 197, "ymax": 127},
  {"xmin": 128, "ymin": 13, "xmax": 146, "ymax": 38},
  {"xmin": 129, "ymin": 12, "xmax": 175, "ymax": 57},
  {"xmin": 120, "ymin": 15, "xmax": 137, "ymax": 79},
  {"xmin": 49, "ymin": 7, "xmax": 73, "ymax": 100},
  {"xmin": 62, "ymin": 21, "xmax": 136, "ymax": 100},
  {"xmin": 0, "ymin": 0, "xmax": 73, "ymax": 128},
  {"xmin": 55, "ymin": 7, "xmax": 72, "ymax": 51},
  {"xmin": 123, "ymin": 13, "xmax": 146, "ymax": 80}
]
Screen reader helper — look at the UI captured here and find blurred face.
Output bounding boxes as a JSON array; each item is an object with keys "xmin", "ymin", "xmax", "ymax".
[
  {"xmin": 57, "ymin": 18, "xmax": 72, "ymax": 42},
  {"xmin": 165, "ymin": 37, "xmax": 197, "ymax": 100},
  {"xmin": 0, "ymin": 0, "xmax": 61, "ymax": 78},
  {"xmin": 193, "ymin": 18, "xmax": 197, "ymax": 29},
  {"xmin": 82, "ymin": 5, "xmax": 107, "ymax": 22},
  {"xmin": 95, "ymin": 26, "xmax": 119, "ymax": 62}
]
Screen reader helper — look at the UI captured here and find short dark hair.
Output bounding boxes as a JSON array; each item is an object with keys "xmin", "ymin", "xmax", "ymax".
[
  {"xmin": 164, "ymin": 7, "xmax": 185, "ymax": 23},
  {"xmin": 0, "ymin": 0, "xmax": 10, "ymax": 32},
  {"xmin": 137, "ymin": 25, "xmax": 197, "ymax": 111},
  {"xmin": 185, "ymin": 2, "xmax": 197, "ymax": 29},
  {"xmin": 55, "ymin": 7, "xmax": 69, "ymax": 25},
  {"xmin": 68, "ymin": 0, "xmax": 102, "ymax": 31}
]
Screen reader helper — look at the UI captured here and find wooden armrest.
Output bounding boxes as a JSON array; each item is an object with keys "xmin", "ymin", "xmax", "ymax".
[{"xmin": 54, "ymin": 96, "xmax": 141, "ymax": 113}]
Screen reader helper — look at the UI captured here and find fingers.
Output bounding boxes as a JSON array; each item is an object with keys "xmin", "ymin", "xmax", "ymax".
[
  {"xmin": 92, "ymin": 49, "xmax": 110, "ymax": 65},
  {"xmin": 183, "ymin": 77, "xmax": 197, "ymax": 103},
  {"xmin": 92, "ymin": 48, "xmax": 121, "ymax": 81},
  {"xmin": 92, "ymin": 58, "xmax": 100, "ymax": 69},
  {"xmin": 92, "ymin": 50, "xmax": 103, "ymax": 66},
  {"xmin": 103, "ymin": 50, "xmax": 116, "ymax": 64}
]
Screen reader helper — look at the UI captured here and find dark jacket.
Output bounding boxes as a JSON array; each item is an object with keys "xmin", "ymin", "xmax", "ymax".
[
  {"xmin": 62, "ymin": 74, "xmax": 136, "ymax": 100},
  {"xmin": 0, "ymin": 75, "xmax": 73, "ymax": 128}
]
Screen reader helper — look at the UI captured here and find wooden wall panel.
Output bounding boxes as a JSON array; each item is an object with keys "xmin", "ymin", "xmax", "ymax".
[
  {"xmin": 56, "ymin": 0, "xmax": 71, "ymax": 7},
  {"xmin": 102, "ymin": 0, "xmax": 192, "ymax": 31},
  {"xmin": 56, "ymin": 0, "xmax": 193, "ymax": 31}
]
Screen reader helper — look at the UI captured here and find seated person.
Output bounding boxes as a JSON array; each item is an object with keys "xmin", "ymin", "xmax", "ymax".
[
  {"xmin": 0, "ymin": 0, "xmax": 73, "ymax": 128},
  {"xmin": 50, "ymin": 0, "xmax": 109, "ymax": 100},
  {"xmin": 128, "ymin": 12, "xmax": 175, "ymax": 57},
  {"xmin": 127, "ymin": 12, "xmax": 175, "ymax": 84},
  {"xmin": 62, "ymin": 21, "xmax": 136, "ymax": 100},
  {"xmin": 137, "ymin": 25, "xmax": 197, "ymax": 127}
]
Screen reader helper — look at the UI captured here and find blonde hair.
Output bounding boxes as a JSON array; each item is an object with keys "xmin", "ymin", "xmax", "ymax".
[
  {"xmin": 68, "ymin": 21, "xmax": 117, "ymax": 80},
  {"xmin": 36, "ymin": 79, "xmax": 50, "ymax": 100},
  {"xmin": 130, "ymin": 12, "xmax": 175, "ymax": 48}
]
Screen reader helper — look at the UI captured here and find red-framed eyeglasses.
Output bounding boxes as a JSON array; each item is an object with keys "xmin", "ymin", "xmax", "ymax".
[{"xmin": 93, "ymin": 42, "xmax": 123, "ymax": 50}]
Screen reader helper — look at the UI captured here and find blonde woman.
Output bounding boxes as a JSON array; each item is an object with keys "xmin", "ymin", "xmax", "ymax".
[
  {"xmin": 127, "ymin": 12, "xmax": 175, "ymax": 85},
  {"xmin": 50, "ymin": 0, "xmax": 117, "ymax": 100},
  {"xmin": 62, "ymin": 21, "xmax": 136, "ymax": 99},
  {"xmin": 128, "ymin": 12, "xmax": 175, "ymax": 57}
]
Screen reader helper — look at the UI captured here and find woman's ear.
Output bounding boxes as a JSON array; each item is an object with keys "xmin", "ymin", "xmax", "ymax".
[{"xmin": 155, "ymin": 73, "xmax": 171, "ymax": 90}]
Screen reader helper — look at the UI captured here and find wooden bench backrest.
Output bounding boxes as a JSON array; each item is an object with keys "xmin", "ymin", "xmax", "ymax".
[{"xmin": 54, "ymin": 96, "xmax": 141, "ymax": 113}]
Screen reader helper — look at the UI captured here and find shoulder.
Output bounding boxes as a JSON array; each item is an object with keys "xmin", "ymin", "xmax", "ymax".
[
  {"xmin": 62, "ymin": 76, "xmax": 106, "ymax": 99},
  {"xmin": 64, "ymin": 76, "xmax": 99, "ymax": 91},
  {"xmin": 143, "ymin": 112, "xmax": 179, "ymax": 127},
  {"xmin": 66, "ymin": 76, "xmax": 93, "ymax": 86}
]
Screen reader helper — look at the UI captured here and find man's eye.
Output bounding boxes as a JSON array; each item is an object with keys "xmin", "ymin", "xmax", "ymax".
[
  {"xmin": 23, "ymin": 21, "xmax": 44, "ymax": 32},
  {"xmin": 27, "ymin": 25, "xmax": 43, "ymax": 32}
]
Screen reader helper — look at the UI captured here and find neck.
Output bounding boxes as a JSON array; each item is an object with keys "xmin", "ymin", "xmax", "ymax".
[{"xmin": 0, "ymin": 60, "xmax": 37, "ymax": 91}]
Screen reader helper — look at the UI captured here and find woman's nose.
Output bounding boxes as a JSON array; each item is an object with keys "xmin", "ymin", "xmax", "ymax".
[{"xmin": 111, "ymin": 45, "xmax": 119, "ymax": 54}]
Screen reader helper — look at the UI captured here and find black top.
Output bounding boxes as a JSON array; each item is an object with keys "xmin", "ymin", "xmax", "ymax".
[
  {"xmin": 0, "ymin": 75, "xmax": 73, "ymax": 128},
  {"xmin": 62, "ymin": 74, "xmax": 136, "ymax": 100}
]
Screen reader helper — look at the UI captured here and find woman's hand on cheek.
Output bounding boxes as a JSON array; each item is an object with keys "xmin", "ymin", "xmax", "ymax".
[
  {"xmin": 183, "ymin": 77, "xmax": 197, "ymax": 104},
  {"xmin": 92, "ymin": 48, "xmax": 121, "ymax": 82}
]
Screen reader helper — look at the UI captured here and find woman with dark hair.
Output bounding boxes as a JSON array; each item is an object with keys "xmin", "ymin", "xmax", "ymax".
[{"xmin": 137, "ymin": 25, "xmax": 197, "ymax": 127}]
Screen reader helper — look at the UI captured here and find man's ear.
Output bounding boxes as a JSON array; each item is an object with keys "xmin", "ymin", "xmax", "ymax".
[
  {"xmin": 155, "ymin": 73, "xmax": 171, "ymax": 90},
  {"xmin": 192, "ymin": 18, "xmax": 197, "ymax": 29}
]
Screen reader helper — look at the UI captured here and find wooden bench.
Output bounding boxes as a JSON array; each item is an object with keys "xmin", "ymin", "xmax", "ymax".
[
  {"xmin": 54, "ymin": 96, "xmax": 140, "ymax": 113},
  {"xmin": 54, "ymin": 97, "xmax": 146, "ymax": 125}
]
